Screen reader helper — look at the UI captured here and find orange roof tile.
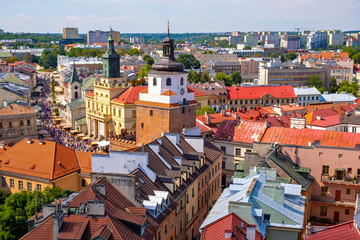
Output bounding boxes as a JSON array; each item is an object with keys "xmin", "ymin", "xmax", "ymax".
[
  {"xmin": 197, "ymin": 113, "xmax": 236, "ymax": 125},
  {"xmin": 188, "ymin": 86, "xmax": 207, "ymax": 97},
  {"xmin": 0, "ymin": 103, "xmax": 36, "ymax": 116},
  {"xmin": 260, "ymin": 127, "xmax": 360, "ymax": 148},
  {"xmin": 76, "ymin": 151, "xmax": 92, "ymax": 174},
  {"xmin": 0, "ymin": 139, "xmax": 80, "ymax": 180},
  {"xmin": 160, "ymin": 89, "xmax": 176, "ymax": 96},
  {"xmin": 112, "ymin": 86, "xmax": 147, "ymax": 104},
  {"xmin": 86, "ymin": 91, "xmax": 94, "ymax": 97},
  {"xmin": 227, "ymin": 85, "xmax": 296, "ymax": 100}
]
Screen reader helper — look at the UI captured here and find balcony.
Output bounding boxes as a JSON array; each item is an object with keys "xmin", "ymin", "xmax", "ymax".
[
  {"xmin": 311, "ymin": 195, "xmax": 355, "ymax": 207},
  {"xmin": 321, "ymin": 173, "xmax": 360, "ymax": 186}
]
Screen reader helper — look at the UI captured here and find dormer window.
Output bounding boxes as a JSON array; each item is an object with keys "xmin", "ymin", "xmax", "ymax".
[
  {"xmin": 153, "ymin": 78, "xmax": 157, "ymax": 86},
  {"xmin": 166, "ymin": 78, "xmax": 171, "ymax": 86}
]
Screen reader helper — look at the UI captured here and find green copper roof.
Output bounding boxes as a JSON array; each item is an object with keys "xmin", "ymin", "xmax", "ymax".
[
  {"xmin": 81, "ymin": 77, "xmax": 95, "ymax": 91},
  {"xmin": 1, "ymin": 73, "xmax": 27, "ymax": 86},
  {"xmin": 70, "ymin": 66, "xmax": 81, "ymax": 84}
]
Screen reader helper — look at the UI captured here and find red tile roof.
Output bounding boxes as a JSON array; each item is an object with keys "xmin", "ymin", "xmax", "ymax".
[
  {"xmin": 305, "ymin": 221, "xmax": 360, "ymax": 240},
  {"xmin": 201, "ymin": 212, "xmax": 263, "ymax": 240},
  {"xmin": 197, "ymin": 113, "xmax": 236, "ymax": 125},
  {"xmin": 227, "ymin": 85, "xmax": 296, "ymax": 100},
  {"xmin": 188, "ymin": 86, "xmax": 207, "ymax": 97},
  {"xmin": 260, "ymin": 127, "xmax": 360, "ymax": 148},
  {"xmin": 86, "ymin": 91, "xmax": 94, "ymax": 97},
  {"xmin": 214, "ymin": 120, "xmax": 268, "ymax": 143},
  {"xmin": 0, "ymin": 139, "xmax": 80, "ymax": 180},
  {"xmin": 112, "ymin": 86, "xmax": 147, "ymax": 104}
]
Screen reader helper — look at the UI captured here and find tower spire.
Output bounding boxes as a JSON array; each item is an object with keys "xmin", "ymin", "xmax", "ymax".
[{"xmin": 167, "ymin": 20, "xmax": 170, "ymax": 37}]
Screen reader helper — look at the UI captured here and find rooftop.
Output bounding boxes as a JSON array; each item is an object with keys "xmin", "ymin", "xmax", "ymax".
[
  {"xmin": 227, "ymin": 85, "xmax": 296, "ymax": 100},
  {"xmin": 305, "ymin": 221, "xmax": 360, "ymax": 240},
  {"xmin": 0, "ymin": 103, "xmax": 35, "ymax": 116},
  {"xmin": 112, "ymin": 86, "xmax": 147, "ymax": 104}
]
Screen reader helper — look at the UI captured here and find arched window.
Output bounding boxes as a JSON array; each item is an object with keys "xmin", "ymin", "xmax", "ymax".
[
  {"xmin": 113, "ymin": 80, "xmax": 117, "ymax": 86},
  {"xmin": 141, "ymin": 123, "xmax": 144, "ymax": 129},
  {"xmin": 166, "ymin": 78, "xmax": 171, "ymax": 86},
  {"xmin": 75, "ymin": 92, "xmax": 78, "ymax": 98},
  {"xmin": 150, "ymin": 110, "xmax": 153, "ymax": 116},
  {"xmin": 153, "ymin": 78, "xmax": 157, "ymax": 86},
  {"xmin": 180, "ymin": 77, "xmax": 184, "ymax": 85}
]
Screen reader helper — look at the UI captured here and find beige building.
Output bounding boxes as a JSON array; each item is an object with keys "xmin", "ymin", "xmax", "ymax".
[
  {"xmin": 0, "ymin": 104, "xmax": 37, "ymax": 144},
  {"xmin": 239, "ymin": 57, "xmax": 263, "ymax": 83},
  {"xmin": 331, "ymin": 66, "xmax": 352, "ymax": 83},
  {"xmin": 62, "ymin": 27, "xmax": 79, "ymax": 39},
  {"xmin": 0, "ymin": 88, "xmax": 28, "ymax": 108}
]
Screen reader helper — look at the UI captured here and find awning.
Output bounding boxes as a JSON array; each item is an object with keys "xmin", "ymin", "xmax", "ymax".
[
  {"xmin": 335, "ymin": 168, "xmax": 346, "ymax": 171},
  {"xmin": 98, "ymin": 140, "xmax": 110, "ymax": 147},
  {"xmin": 77, "ymin": 133, "xmax": 86, "ymax": 137},
  {"xmin": 54, "ymin": 118, "xmax": 62, "ymax": 121},
  {"xmin": 82, "ymin": 136, "xmax": 90, "ymax": 140},
  {"xmin": 91, "ymin": 141, "xmax": 98, "ymax": 145},
  {"xmin": 62, "ymin": 125, "xmax": 71, "ymax": 129},
  {"xmin": 60, "ymin": 123, "xmax": 68, "ymax": 127},
  {"xmin": 70, "ymin": 130, "xmax": 78, "ymax": 134}
]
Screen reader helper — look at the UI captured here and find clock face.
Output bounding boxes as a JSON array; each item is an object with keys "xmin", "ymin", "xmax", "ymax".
[{"xmin": 180, "ymin": 88, "xmax": 185, "ymax": 95}]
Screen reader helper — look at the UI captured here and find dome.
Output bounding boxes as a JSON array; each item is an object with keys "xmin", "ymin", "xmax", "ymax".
[{"xmin": 152, "ymin": 35, "xmax": 184, "ymax": 72}]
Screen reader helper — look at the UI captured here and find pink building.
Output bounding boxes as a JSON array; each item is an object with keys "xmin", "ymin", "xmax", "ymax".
[{"xmin": 261, "ymin": 127, "xmax": 360, "ymax": 224}]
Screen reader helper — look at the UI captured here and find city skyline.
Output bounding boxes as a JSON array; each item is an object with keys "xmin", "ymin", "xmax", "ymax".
[{"xmin": 1, "ymin": 0, "xmax": 360, "ymax": 33}]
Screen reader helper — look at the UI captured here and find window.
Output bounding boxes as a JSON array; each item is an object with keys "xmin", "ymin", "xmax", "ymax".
[
  {"xmin": 170, "ymin": 217, "xmax": 173, "ymax": 227},
  {"xmin": 36, "ymin": 184, "xmax": 41, "ymax": 191},
  {"xmin": 27, "ymin": 182, "xmax": 32, "ymax": 191},
  {"xmin": 20, "ymin": 120, "xmax": 24, "ymax": 126},
  {"xmin": 158, "ymin": 230, "xmax": 162, "ymax": 240},
  {"xmin": 8, "ymin": 130, "xmax": 13, "ymax": 138},
  {"xmin": 81, "ymin": 179, "xmax": 86, "ymax": 187},
  {"xmin": 220, "ymin": 146, "xmax": 226, "ymax": 154},
  {"xmin": 321, "ymin": 186, "xmax": 328, "ymax": 196},
  {"xmin": 0, "ymin": 122, "xmax": 2, "ymax": 127},
  {"xmin": 150, "ymin": 110, "xmax": 153, "ymax": 116},
  {"xmin": 182, "ymin": 107, "xmax": 185, "ymax": 114},
  {"xmin": 180, "ymin": 220, "xmax": 183, "ymax": 230},
  {"xmin": 346, "ymin": 188, "xmax": 351, "ymax": 195},
  {"xmin": 153, "ymin": 77, "xmax": 157, "ymax": 86},
  {"xmin": 263, "ymin": 214, "xmax": 271, "ymax": 222},
  {"xmin": 348, "ymin": 168, "xmax": 352, "ymax": 174},
  {"xmin": 180, "ymin": 77, "xmax": 184, "ymax": 85},
  {"xmin": 1, "ymin": 177, "xmax": 6, "ymax": 187},
  {"xmin": 186, "ymin": 194, "xmax": 189, "ymax": 203},
  {"xmin": 10, "ymin": 179, "xmax": 14, "ymax": 188},
  {"xmin": 319, "ymin": 152, "xmax": 323, "ymax": 156},
  {"xmin": 20, "ymin": 129, "xmax": 25, "ymax": 136},
  {"xmin": 339, "ymin": 154, "xmax": 343, "ymax": 159},
  {"xmin": 141, "ymin": 123, "xmax": 144, "ymax": 129},
  {"xmin": 118, "ymin": 109, "xmax": 121, "ymax": 117},
  {"xmin": 320, "ymin": 206, "xmax": 327, "ymax": 216},
  {"xmin": 180, "ymin": 200, "xmax": 183, "ymax": 209},
  {"xmin": 8, "ymin": 121, "xmax": 12, "ymax": 127},
  {"xmin": 166, "ymin": 78, "xmax": 171, "ymax": 86},
  {"xmin": 322, "ymin": 165, "xmax": 329, "ymax": 175},
  {"xmin": 192, "ymin": 206, "xmax": 194, "ymax": 217},
  {"xmin": 165, "ymin": 224, "xmax": 168, "ymax": 234},
  {"xmin": 198, "ymin": 182, "xmax": 200, "ymax": 191},
  {"xmin": 18, "ymin": 180, "xmax": 23, "ymax": 190},
  {"xmin": 192, "ymin": 187, "xmax": 194, "ymax": 197},
  {"xmin": 235, "ymin": 148, "xmax": 241, "ymax": 156},
  {"xmin": 345, "ymin": 209, "xmax": 350, "ymax": 215}
]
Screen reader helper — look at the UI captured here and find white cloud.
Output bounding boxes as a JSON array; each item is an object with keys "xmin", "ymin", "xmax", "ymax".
[{"xmin": 17, "ymin": 13, "xmax": 35, "ymax": 19}]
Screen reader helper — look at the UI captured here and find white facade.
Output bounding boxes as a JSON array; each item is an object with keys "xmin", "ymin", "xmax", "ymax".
[
  {"xmin": 139, "ymin": 73, "xmax": 194, "ymax": 105},
  {"xmin": 293, "ymin": 87, "xmax": 321, "ymax": 106}
]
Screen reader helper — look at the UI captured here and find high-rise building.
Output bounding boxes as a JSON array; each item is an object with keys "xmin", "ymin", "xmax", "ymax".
[
  {"xmin": 136, "ymin": 31, "xmax": 198, "ymax": 144},
  {"xmin": 280, "ymin": 35, "xmax": 301, "ymax": 49},
  {"xmin": 307, "ymin": 31, "xmax": 328, "ymax": 50},
  {"xmin": 87, "ymin": 30, "xmax": 120, "ymax": 44},
  {"xmin": 62, "ymin": 27, "xmax": 79, "ymax": 39}
]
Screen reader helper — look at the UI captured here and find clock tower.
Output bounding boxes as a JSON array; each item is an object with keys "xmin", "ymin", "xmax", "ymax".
[{"xmin": 136, "ymin": 26, "xmax": 198, "ymax": 144}]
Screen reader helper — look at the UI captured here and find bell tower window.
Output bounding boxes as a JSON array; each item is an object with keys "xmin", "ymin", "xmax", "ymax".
[
  {"xmin": 153, "ymin": 78, "xmax": 157, "ymax": 86},
  {"xmin": 75, "ymin": 92, "xmax": 78, "ymax": 98},
  {"xmin": 166, "ymin": 78, "xmax": 171, "ymax": 86},
  {"xmin": 180, "ymin": 77, "xmax": 184, "ymax": 85}
]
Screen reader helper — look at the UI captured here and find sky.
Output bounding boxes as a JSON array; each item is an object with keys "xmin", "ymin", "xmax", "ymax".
[{"xmin": 1, "ymin": 0, "xmax": 360, "ymax": 33}]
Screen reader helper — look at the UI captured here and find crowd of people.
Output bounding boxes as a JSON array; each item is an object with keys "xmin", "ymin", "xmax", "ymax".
[{"xmin": 36, "ymin": 76, "xmax": 96, "ymax": 152}]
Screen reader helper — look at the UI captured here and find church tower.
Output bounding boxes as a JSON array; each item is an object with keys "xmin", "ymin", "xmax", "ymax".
[
  {"xmin": 136, "ymin": 25, "xmax": 198, "ymax": 144},
  {"xmin": 69, "ymin": 65, "xmax": 82, "ymax": 101}
]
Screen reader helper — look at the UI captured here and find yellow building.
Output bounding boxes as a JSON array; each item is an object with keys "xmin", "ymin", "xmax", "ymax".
[{"xmin": 0, "ymin": 139, "xmax": 87, "ymax": 193}]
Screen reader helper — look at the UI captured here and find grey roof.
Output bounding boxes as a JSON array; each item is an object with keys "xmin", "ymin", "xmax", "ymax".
[
  {"xmin": 66, "ymin": 98, "xmax": 85, "ymax": 109},
  {"xmin": 320, "ymin": 93, "xmax": 356, "ymax": 102},
  {"xmin": 294, "ymin": 87, "xmax": 321, "ymax": 96},
  {"xmin": 267, "ymin": 151, "xmax": 314, "ymax": 191},
  {"xmin": 200, "ymin": 171, "xmax": 305, "ymax": 237},
  {"xmin": 81, "ymin": 77, "xmax": 95, "ymax": 91},
  {"xmin": 213, "ymin": 61, "xmax": 240, "ymax": 66}
]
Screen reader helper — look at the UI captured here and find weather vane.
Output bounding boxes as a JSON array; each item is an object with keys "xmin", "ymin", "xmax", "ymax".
[
  {"xmin": 110, "ymin": 26, "xmax": 113, "ymax": 37},
  {"xmin": 167, "ymin": 20, "xmax": 170, "ymax": 37}
]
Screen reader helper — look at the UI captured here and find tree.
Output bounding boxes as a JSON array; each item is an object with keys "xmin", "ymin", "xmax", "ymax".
[
  {"xmin": 24, "ymin": 52, "xmax": 31, "ymax": 61},
  {"xmin": 138, "ymin": 64, "xmax": 152, "ymax": 79},
  {"xmin": 116, "ymin": 48, "xmax": 126, "ymax": 57},
  {"xmin": 330, "ymin": 77, "xmax": 338, "ymax": 93},
  {"xmin": 0, "ymin": 190, "xmax": 11, "ymax": 205},
  {"xmin": 309, "ymin": 75, "xmax": 325, "ymax": 92},
  {"xmin": 337, "ymin": 80, "xmax": 359, "ymax": 97},
  {"xmin": 231, "ymin": 71, "xmax": 242, "ymax": 85},
  {"xmin": 353, "ymin": 53, "xmax": 360, "ymax": 65},
  {"xmin": 253, "ymin": 53, "xmax": 261, "ymax": 58},
  {"xmin": 243, "ymin": 46, "xmax": 252, "ymax": 50},
  {"xmin": 286, "ymin": 52, "xmax": 297, "ymax": 61},
  {"xmin": 215, "ymin": 72, "xmax": 233, "ymax": 86},
  {"xmin": 203, "ymin": 50, "xmax": 213, "ymax": 54},
  {"xmin": 201, "ymin": 71, "xmax": 211, "ymax": 83},
  {"xmin": 142, "ymin": 55, "xmax": 154, "ymax": 65},
  {"xmin": 187, "ymin": 70, "xmax": 201, "ymax": 83},
  {"xmin": 176, "ymin": 54, "xmax": 200, "ymax": 69},
  {"xmin": 3, "ymin": 57, "xmax": 19, "ymax": 64},
  {"xmin": 128, "ymin": 48, "xmax": 140, "ymax": 56},
  {"xmin": 197, "ymin": 106, "xmax": 216, "ymax": 116}
]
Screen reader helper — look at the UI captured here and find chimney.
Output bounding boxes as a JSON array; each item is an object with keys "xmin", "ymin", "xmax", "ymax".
[
  {"xmin": 306, "ymin": 223, "xmax": 312, "ymax": 235},
  {"xmin": 27, "ymin": 138, "xmax": 33, "ymax": 144},
  {"xmin": 221, "ymin": 108, "xmax": 226, "ymax": 116},
  {"xmin": 52, "ymin": 212, "xmax": 64, "ymax": 240},
  {"xmin": 205, "ymin": 111, "xmax": 211, "ymax": 125},
  {"xmin": 316, "ymin": 115, "xmax": 321, "ymax": 120},
  {"xmin": 95, "ymin": 183, "xmax": 105, "ymax": 197},
  {"xmin": 87, "ymin": 200, "xmax": 105, "ymax": 216},
  {"xmin": 246, "ymin": 225, "xmax": 256, "ymax": 240}
]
